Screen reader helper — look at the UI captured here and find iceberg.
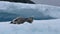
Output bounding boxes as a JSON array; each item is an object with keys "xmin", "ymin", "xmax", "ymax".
[
  {"xmin": 0, "ymin": 1, "xmax": 60, "ymax": 21},
  {"xmin": 0, "ymin": 1, "xmax": 60, "ymax": 34}
]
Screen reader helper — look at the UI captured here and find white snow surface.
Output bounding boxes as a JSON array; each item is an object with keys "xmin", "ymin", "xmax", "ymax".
[{"xmin": 0, "ymin": 19, "xmax": 60, "ymax": 34}]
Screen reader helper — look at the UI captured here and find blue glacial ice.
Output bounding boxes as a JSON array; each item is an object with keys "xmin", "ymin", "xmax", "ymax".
[{"xmin": 0, "ymin": 1, "xmax": 60, "ymax": 21}]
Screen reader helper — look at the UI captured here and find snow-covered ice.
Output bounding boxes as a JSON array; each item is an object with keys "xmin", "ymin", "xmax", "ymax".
[{"xmin": 0, "ymin": 19, "xmax": 60, "ymax": 34}]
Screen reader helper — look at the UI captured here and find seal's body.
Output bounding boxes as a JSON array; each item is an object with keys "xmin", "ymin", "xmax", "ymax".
[{"xmin": 10, "ymin": 17, "xmax": 33, "ymax": 24}]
